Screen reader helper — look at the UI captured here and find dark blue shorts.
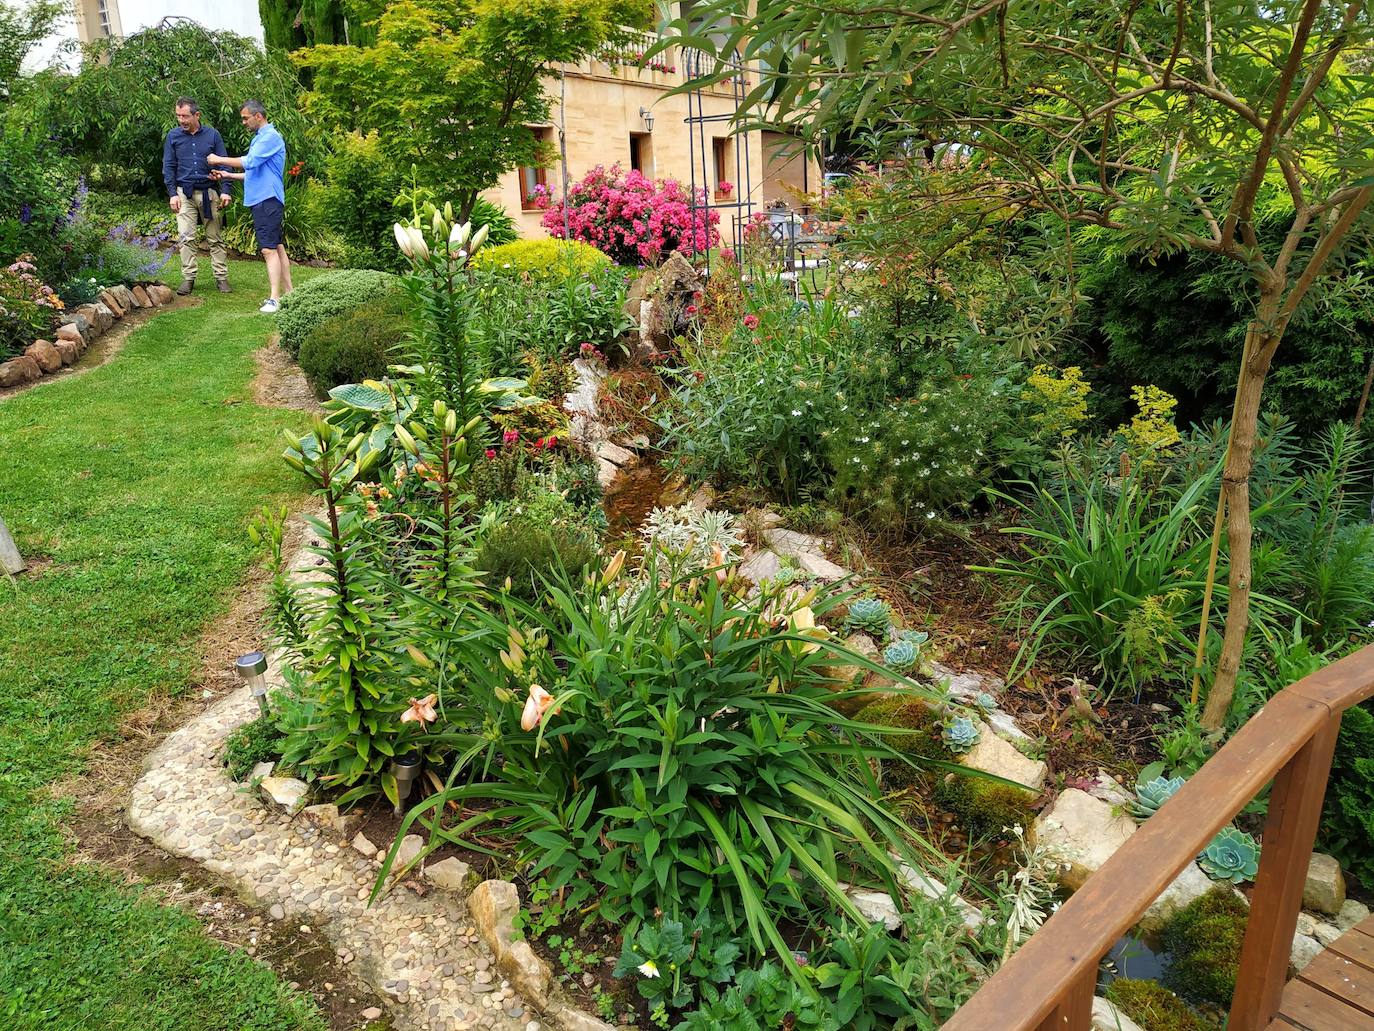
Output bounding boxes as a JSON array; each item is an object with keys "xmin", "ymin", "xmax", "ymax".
[{"xmin": 251, "ymin": 197, "xmax": 285, "ymax": 251}]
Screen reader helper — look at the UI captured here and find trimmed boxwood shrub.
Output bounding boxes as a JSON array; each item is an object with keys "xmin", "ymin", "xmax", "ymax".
[
  {"xmin": 470, "ymin": 238, "xmax": 612, "ymax": 277},
  {"xmin": 277, "ymin": 269, "xmax": 399, "ymax": 358},
  {"xmin": 1160, "ymin": 887, "xmax": 1248, "ymax": 1008},
  {"xmin": 298, "ymin": 291, "xmax": 411, "ymax": 398},
  {"xmin": 475, "ymin": 484, "xmax": 599, "ymax": 601}
]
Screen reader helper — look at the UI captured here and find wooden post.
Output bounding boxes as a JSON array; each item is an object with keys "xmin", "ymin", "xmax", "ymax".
[
  {"xmin": 0, "ymin": 514, "xmax": 24, "ymax": 575},
  {"xmin": 1034, "ymin": 970, "xmax": 1096, "ymax": 1031},
  {"xmin": 1228, "ymin": 715, "xmax": 1342, "ymax": 1030}
]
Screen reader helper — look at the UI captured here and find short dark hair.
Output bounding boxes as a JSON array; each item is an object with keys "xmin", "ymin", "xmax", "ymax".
[
  {"xmin": 175, "ymin": 97, "xmax": 200, "ymax": 114},
  {"xmin": 240, "ymin": 99, "xmax": 266, "ymax": 117}
]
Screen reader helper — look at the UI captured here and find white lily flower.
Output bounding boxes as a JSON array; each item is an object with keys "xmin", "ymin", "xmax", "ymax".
[
  {"xmin": 450, "ymin": 221, "xmax": 472, "ymax": 250},
  {"xmin": 637, "ymin": 960, "xmax": 659, "ymax": 978},
  {"xmin": 393, "ymin": 223, "xmax": 413, "ymax": 257},
  {"xmin": 405, "ymin": 226, "xmax": 429, "ymax": 260},
  {"xmin": 520, "ymin": 684, "xmax": 554, "ymax": 731}
]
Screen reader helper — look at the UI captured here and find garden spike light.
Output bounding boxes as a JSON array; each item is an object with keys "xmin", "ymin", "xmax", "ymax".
[
  {"xmin": 235, "ymin": 651, "xmax": 270, "ymax": 714},
  {"xmin": 391, "ymin": 753, "xmax": 423, "ymax": 815}
]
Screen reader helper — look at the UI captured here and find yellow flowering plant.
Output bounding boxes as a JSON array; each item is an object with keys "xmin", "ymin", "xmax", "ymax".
[{"xmin": 1022, "ymin": 365, "xmax": 1090, "ymax": 440}]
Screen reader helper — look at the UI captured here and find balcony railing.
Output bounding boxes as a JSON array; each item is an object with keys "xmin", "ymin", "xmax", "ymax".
[{"xmin": 944, "ymin": 643, "xmax": 1374, "ymax": 1031}]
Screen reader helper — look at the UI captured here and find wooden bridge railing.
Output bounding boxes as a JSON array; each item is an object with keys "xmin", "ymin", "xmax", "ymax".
[{"xmin": 945, "ymin": 643, "xmax": 1374, "ymax": 1031}]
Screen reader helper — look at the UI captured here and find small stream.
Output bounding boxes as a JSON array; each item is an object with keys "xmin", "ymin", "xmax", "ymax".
[{"xmin": 602, "ymin": 462, "xmax": 668, "ymax": 539}]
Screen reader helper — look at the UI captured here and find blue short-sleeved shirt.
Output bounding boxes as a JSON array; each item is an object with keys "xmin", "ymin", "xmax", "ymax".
[{"xmin": 242, "ymin": 123, "xmax": 286, "ymax": 208}]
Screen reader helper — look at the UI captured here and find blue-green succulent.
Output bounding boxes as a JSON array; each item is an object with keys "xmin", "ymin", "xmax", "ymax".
[
  {"xmin": 973, "ymin": 691, "xmax": 997, "ymax": 713},
  {"xmin": 898, "ymin": 628, "xmax": 930, "ymax": 647},
  {"xmin": 942, "ymin": 716, "xmax": 980, "ymax": 754},
  {"xmin": 1130, "ymin": 775, "xmax": 1186, "ymax": 822},
  {"xmin": 844, "ymin": 598, "xmax": 891, "ymax": 636},
  {"xmin": 1198, "ymin": 827, "xmax": 1260, "ymax": 884},
  {"xmin": 882, "ymin": 639, "xmax": 918, "ymax": 673}
]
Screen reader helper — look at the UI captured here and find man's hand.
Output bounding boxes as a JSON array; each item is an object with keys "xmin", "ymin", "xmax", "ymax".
[
  {"xmin": 207, "ymin": 153, "xmax": 225, "ymax": 167},
  {"xmin": 218, "ymin": 194, "xmax": 231, "ymax": 210},
  {"xmin": 169, "ymin": 195, "xmax": 182, "ymax": 213}
]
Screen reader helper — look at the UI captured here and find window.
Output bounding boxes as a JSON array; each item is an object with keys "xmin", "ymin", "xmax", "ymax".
[
  {"xmin": 519, "ymin": 127, "xmax": 553, "ymax": 210},
  {"xmin": 712, "ymin": 137, "xmax": 734, "ymax": 199},
  {"xmin": 630, "ymin": 133, "xmax": 652, "ymax": 175}
]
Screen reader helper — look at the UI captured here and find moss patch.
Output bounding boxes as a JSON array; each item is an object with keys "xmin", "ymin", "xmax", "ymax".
[
  {"xmin": 853, "ymin": 696, "xmax": 943, "ymax": 787},
  {"xmin": 935, "ymin": 775, "xmax": 1037, "ymax": 837},
  {"xmin": 1160, "ymin": 888, "xmax": 1248, "ymax": 1008},
  {"xmin": 1105, "ymin": 978, "xmax": 1211, "ymax": 1031}
]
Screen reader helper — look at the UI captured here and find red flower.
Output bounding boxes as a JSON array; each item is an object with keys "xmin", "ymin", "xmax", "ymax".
[
  {"xmin": 685, "ymin": 304, "xmax": 698, "ymax": 315},
  {"xmin": 547, "ymin": 436, "xmax": 558, "ymax": 448},
  {"xmin": 742, "ymin": 314, "xmax": 759, "ymax": 329},
  {"xmin": 694, "ymin": 370, "xmax": 705, "ymax": 383},
  {"xmin": 503, "ymin": 429, "xmax": 519, "ymax": 444},
  {"xmin": 485, "ymin": 448, "xmax": 496, "ymax": 459}
]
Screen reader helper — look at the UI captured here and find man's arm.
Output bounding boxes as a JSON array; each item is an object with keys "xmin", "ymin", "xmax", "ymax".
[
  {"xmin": 213, "ymin": 131, "xmax": 233, "ymax": 196},
  {"xmin": 208, "ymin": 154, "xmax": 245, "ymax": 170},
  {"xmin": 163, "ymin": 132, "xmax": 181, "ymax": 212}
]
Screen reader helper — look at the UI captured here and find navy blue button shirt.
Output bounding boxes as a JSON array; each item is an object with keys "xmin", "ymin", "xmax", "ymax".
[{"xmin": 162, "ymin": 124, "xmax": 231, "ymax": 198}]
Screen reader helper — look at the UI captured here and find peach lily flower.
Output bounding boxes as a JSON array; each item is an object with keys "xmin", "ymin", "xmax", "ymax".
[
  {"xmin": 520, "ymin": 684, "xmax": 555, "ymax": 731},
  {"xmin": 401, "ymin": 693, "xmax": 438, "ymax": 724}
]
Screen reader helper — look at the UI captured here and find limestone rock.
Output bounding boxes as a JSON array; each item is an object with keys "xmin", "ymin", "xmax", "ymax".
[
  {"xmin": 423, "ymin": 856, "xmax": 471, "ymax": 891},
  {"xmin": 563, "ymin": 358, "xmax": 603, "ymax": 419},
  {"xmin": 249, "ymin": 760, "xmax": 275, "ymax": 781},
  {"xmin": 738, "ymin": 549, "xmax": 783, "ymax": 586},
  {"xmin": 53, "ymin": 339, "xmax": 79, "ymax": 366},
  {"xmin": 1137, "ymin": 863, "xmax": 1213, "ymax": 934},
  {"xmin": 745, "ymin": 508, "xmax": 786, "ymax": 530},
  {"xmin": 556, "ymin": 1006, "xmax": 616, "ymax": 1031},
  {"xmin": 99, "ymin": 289, "xmax": 125, "ymax": 316},
  {"xmin": 1291, "ymin": 932, "xmax": 1322, "ymax": 973},
  {"xmin": 0, "ymin": 356, "xmax": 41, "ymax": 387},
  {"xmin": 942, "ymin": 672, "xmax": 989, "ymax": 705},
  {"xmin": 595, "ymin": 457, "xmax": 618, "ymax": 489},
  {"xmin": 1085, "ymin": 769, "xmax": 1133, "ymax": 808},
  {"xmin": 258, "ymin": 775, "xmax": 309, "ymax": 813},
  {"xmin": 149, "ymin": 284, "xmax": 174, "ymax": 305},
  {"xmin": 847, "ymin": 889, "xmax": 901, "ymax": 931},
  {"xmin": 895, "ymin": 863, "xmax": 984, "ymax": 930},
  {"xmin": 469, "ymin": 879, "xmax": 521, "ymax": 951},
  {"xmin": 503, "ymin": 940, "xmax": 551, "ymax": 1010},
  {"xmin": 92, "ymin": 302, "xmax": 116, "ymax": 330},
  {"xmin": 360, "ymin": 1007, "xmax": 383, "ymax": 1021},
  {"xmin": 987, "ymin": 709, "xmax": 1033, "ymax": 745},
  {"xmin": 764, "ymin": 528, "xmax": 828, "ymax": 561},
  {"xmin": 1337, "ymin": 898, "xmax": 1371, "ymax": 931},
  {"xmin": 24, "ymin": 340, "xmax": 61, "ymax": 373},
  {"xmin": 1031, "ymin": 788, "xmax": 1137, "ymax": 892},
  {"xmin": 1091, "ymin": 996, "xmax": 1146, "ymax": 1031},
  {"xmin": 130, "ymin": 285, "xmax": 151, "ymax": 307},
  {"xmin": 961, "ymin": 725, "xmax": 1047, "ymax": 793},
  {"xmin": 1314, "ymin": 920, "xmax": 1344, "ymax": 948},
  {"xmin": 822, "ymin": 633, "xmax": 881, "ymax": 688},
  {"xmin": 55, "ymin": 323, "xmax": 83, "ymax": 346},
  {"xmin": 61, "ymin": 312, "xmax": 91, "ymax": 339},
  {"xmin": 394, "ymin": 834, "xmax": 424, "ymax": 872},
  {"xmin": 686, "ymin": 484, "xmax": 715, "ymax": 513},
  {"xmin": 594, "ymin": 439, "xmax": 636, "ymax": 467},
  {"xmin": 301, "ymin": 802, "xmax": 362, "ymax": 839},
  {"xmin": 1303, "ymin": 852, "xmax": 1346, "ymax": 915},
  {"xmin": 351, "ymin": 831, "xmax": 378, "ymax": 857},
  {"xmin": 797, "ymin": 551, "xmax": 848, "ymax": 582},
  {"xmin": 112, "ymin": 284, "xmax": 136, "ymax": 309}
]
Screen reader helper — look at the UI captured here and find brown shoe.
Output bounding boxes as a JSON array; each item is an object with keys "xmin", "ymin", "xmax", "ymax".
[
  {"xmin": 176, "ymin": 280, "xmax": 195, "ymax": 296},
  {"xmin": 216, "ymin": 279, "xmax": 231, "ymax": 293}
]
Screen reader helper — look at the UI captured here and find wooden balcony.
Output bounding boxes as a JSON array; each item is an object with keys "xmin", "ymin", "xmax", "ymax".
[{"xmin": 945, "ymin": 644, "xmax": 1374, "ymax": 1031}]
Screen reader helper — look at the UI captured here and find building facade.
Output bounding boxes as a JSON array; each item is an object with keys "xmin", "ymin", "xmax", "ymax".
[
  {"xmin": 484, "ymin": 29, "xmax": 820, "ymax": 243},
  {"xmin": 71, "ymin": 0, "xmax": 263, "ymax": 45}
]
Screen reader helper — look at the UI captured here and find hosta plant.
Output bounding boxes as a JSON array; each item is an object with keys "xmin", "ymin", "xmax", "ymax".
[
  {"xmin": 942, "ymin": 716, "xmax": 981, "ymax": 755},
  {"xmin": 1198, "ymin": 827, "xmax": 1260, "ymax": 884},
  {"xmin": 883, "ymin": 639, "xmax": 918, "ymax": 674},
  {"xmin": 1130, "ymin": 775, "xmax": 1187, "ymax": 822},
  {"xmin": 844, "ymin": 598, "xmax": 892, "ymax": 637}
]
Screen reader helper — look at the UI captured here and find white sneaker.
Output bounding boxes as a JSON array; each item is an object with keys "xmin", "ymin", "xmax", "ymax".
[{"xmin": 259, "ymin": 298, "xmax": 280, "ymax": 314}]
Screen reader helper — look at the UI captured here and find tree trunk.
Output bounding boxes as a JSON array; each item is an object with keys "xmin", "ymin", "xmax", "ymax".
[{"xmin": 1201, "ymin": 300, "xmax": 1284, "ymax": 731}]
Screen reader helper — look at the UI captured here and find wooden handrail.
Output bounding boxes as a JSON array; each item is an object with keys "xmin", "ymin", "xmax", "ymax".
[{"xmin": 945, "ymin": 643, "xmax": 1374, "ymax": 1031}]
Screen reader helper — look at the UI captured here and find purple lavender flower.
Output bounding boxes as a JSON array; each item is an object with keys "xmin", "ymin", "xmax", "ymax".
[{"xmin": 19, "ymin": 203, "xmax": 32, "ymax": 224}]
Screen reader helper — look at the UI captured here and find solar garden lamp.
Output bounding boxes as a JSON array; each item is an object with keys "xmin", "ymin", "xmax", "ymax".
[
  {"xmin": 391, "ymin": 753, "xmax": 424, "ymax": 815},
  {"xmin": 235, "ymin": 651, "xmax": 270, "ymax": 714}
]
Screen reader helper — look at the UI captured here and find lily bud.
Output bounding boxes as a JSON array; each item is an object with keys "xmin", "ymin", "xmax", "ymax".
[
  {"xmin": 600, "ymin": 549, "xmax": 626, "ymax": 587},
  {"xmin": 394, "ymin": 424, "xmax": 420, "ymax": 455},
  {"xmin": 444, "ymin": 410, "xmax": 458, "ymax": 436},
  {"xmin": 432, "ymin": 208, "xmax": 446, "ymax": 237},
  {"xmin": 393, "ymin": 223, "xmax": 413, "ymax": 257},
  {"xmin": 470, "ymin": 224, "xmax": 489, "ymax": 251},
  {"xmin": 449, "ymin": 221, "xmax": 471, "ymax": 250},
  {"xmin": 405, "ymin": 226, "xmax": 429, "ymax": 260},
  {"xmin": 443, "ymin": 201, "xmax": 454, "ymax": 222}
]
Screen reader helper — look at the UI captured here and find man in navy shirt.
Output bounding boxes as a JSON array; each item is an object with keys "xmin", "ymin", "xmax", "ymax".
[
  {"xmin": 209, "ymin": 100, "xmax": 292, "ymax": 314},
  {"xmin": 162, "ymin": 96, "xmax": 232, "ymax": 295}
]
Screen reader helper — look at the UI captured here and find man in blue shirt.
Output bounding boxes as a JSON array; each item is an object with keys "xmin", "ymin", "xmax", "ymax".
[
  {"xmin": 208, "ymin": 100, "xmax": 293, "ymax": 313},
  {"xmin": 162, "ymin": 96, "xmax": 232, "ymax": 295}
]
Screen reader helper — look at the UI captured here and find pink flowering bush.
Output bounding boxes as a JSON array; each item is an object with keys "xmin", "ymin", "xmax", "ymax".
[{"xmin": 542, "ymin": 164, "xmax": 719, "ymax": 266}]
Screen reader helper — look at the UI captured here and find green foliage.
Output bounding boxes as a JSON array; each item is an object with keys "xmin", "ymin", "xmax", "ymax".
[
  {"xmin": 474, "ymin": 483, "xmax": 599, "ymax": 600},
  {"xmin": 1160, "ymin": 888, "xmax": 1248, "ymax": 1008},
  {"xmin": 276, "ymin": 268, "xmax": 400, "ymax": 358},
  {"xmin": 298, "ymin": 292, "xmax": 411, "ymax": 398},
  {"xmin": 843, "ymin": 598, "xmax": 891, "ymax": 637},
  {"xmin": 222, "ymin": 713, "xmax": 286, "ymax": 782},
  {"xmin": 941, "ymin": 716, "xmax": 980, "ymax": 755},
  {"xmin": 1130, "ymin": 775, "xmax": 1186, "ymax": 822},
  {"xmin": 472, "ymin": 238, "xmax": 612, "ymax": 277},
  {"xmin": 1197, "ymin": 827, "xmax": 1260, "ymax": 885},
  {"xmin": 259, "ymin": 0, "xmax": 359, "ymax": 51},
  {"xmin": 30, "ymin": 22, "xmax": 321, "ymax": 194},
  {"xmin": 318, "ymin": 131, "xmax": 406, "ymax": 271},
  {"xmin": 934, "ymin": 774, "xmax": 1036, "ymax": 838},
  {"xmin": 248, "ymin": 504, "xmax": 309, "ymax": 655},
  {"xmin": 1320, "ymin": 701, "xmax": 1374, "ymax": 889},
  {"xmin": 82, "ymin": 190, "xmax": 177, "ymax": 239},
  {"xmin": 222, "ymin": 177, "xmax": 345, "ymax": 264},
  {"xmin": 296, "ymin": 0, "xmax": 648, "ymax": 221},
  {"xmin": 0, "ymin": 122, "xmax": 100, "ymax": 286},
  {"xmin": 614, "ymin": 917, "xmax": 741, "ymax": 1020},
  {"xmin": 0, "ymin": 0, "xmax": 62, "ymax": 105},
  {"xmin": 1104, "ymin": 979, "xmax": 1208, "ymax": 1031}
]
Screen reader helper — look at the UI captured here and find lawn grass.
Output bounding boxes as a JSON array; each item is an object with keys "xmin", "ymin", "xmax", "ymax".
[{"xmin": 0, "ymin": 260, "xmax": 329, "ymax": 1030}]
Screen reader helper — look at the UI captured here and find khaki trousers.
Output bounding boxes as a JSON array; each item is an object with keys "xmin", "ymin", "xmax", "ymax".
[{"xmin": 176, "ymin": 188, "xmax": 229, "ymax": 282}]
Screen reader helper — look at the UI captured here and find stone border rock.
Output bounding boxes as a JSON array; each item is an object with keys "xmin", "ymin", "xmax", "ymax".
[
  {"xmin": 127, "ymin": 665, "xmax": 611, "ymax": 1031},
  {"xmin": 0, "ymin": 282, "xmax": 175, "ymax": 389}
]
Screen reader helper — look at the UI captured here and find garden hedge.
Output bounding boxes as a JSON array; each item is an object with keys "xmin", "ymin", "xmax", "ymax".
[
  {"xmin": 276, "ymin": 269, "xmax": 400, "ymax": 358},
  {"xmin": 471, "ymin": 238, "xmax": 612, "ymax": 278},
  {"xmin": 298, "ymin": 292, "xmax": 411, "ymax": 398}
]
